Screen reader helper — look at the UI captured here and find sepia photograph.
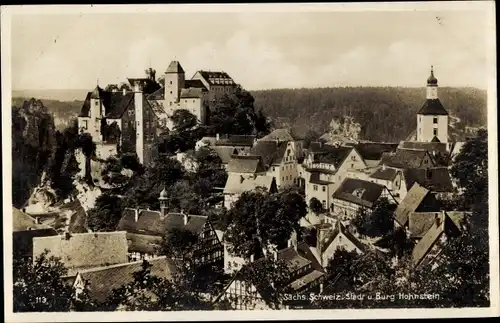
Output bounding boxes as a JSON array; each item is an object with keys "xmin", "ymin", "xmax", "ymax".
[{"xmin": 2, "ymin": 2, "xmax": 498, "ymax": 321}]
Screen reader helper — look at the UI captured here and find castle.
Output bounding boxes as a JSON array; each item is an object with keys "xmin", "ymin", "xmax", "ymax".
[{"xmin": 77, "ymin": 61, "xmax": 238, "ymax": 165}]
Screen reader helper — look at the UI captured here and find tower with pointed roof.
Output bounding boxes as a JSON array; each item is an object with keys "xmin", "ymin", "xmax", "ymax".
[
  {"xmin": 89, "ymin": 85, "xmax": 104, "ymax": 142},
  {"xmin": 417, "ymin": 66, "xmax": 449, "ymax": 143},
  {"xmin": 159, "ymin": 187, "xmax": 169, "ymax": 217},
  {"xmin": 164, "ymin": 60, "xmax": 185, "ymax": 107}
]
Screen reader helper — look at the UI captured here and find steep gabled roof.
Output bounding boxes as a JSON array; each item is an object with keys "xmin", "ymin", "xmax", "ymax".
[
  {"xmin": 184, "ymin": 79, "xmax": 208, "ymax": 91},
  {"xmin": 71, "ymin": 256, "xmax": 177, "ymax": 304},
  {"xmin": 321, "ymin": 221, "xmax": 368, "ymax": 254},
  {"xmin": 78, "ymin": 91, "xmax": 135, "ymax": 119},
  {"xmin": 196, "ymin": 71, "xmax": 235, "ymax": 86},
  {"xmin": 369, "ymin": 167, "xmax": 399, "ymax": 181},
  {"xmin": 166, "ymin": 61, "xmax": 185, "ymax": 74},
  {"xmin": 417, "ymin": 99, "xmax": 448, "ymax": 115},
  {"xmin": 249, "ymin": 140, "xmax": 289, "ymax": 166},
  {"xmin": 223, "ymin": 174, "xmax": 276, "ymax": 195},
  {"xmin": 117, "ymin": 209, "xmax": 207, "ymax": 237},
  {"xmin": 13, "ymin": 207, "xmax": 52, "ymax": 232},
  {"xmin": 147, "ymin": 87, "xmax": 165, "ymax": 100},
  {"xmin": 409, "ymin": 211, "xmax": 443, "ymax": 238},
  {"xmin": 210, "ymin": 146, "xmax": 237, "ymax": 164},
  {"xmin": 403, "ymin": 167, "xmax": 454, "ymax": 193},
  {"xmin": 398, "ymin": 141, "xmax": 448, "ymax": 154},
  {"xmin": 381, "ymin": 148, "xmax": 433, "ymax": 169},
  {"xmin": 352, "ymin": 142, "xmax": 399, "ymax": 161},
  {"xmin": 312, "ymin": 146, "xmax": 353, "ymax": 168},
  {"xmin": 332, "ymin": 178, "xmax": 386, "ymax": 208},
  {"xmin": 227, "ymin": 155, "xmax": 266, "ymax": 174},
  {"xmin": 32, "ymin": 232, "xmax": 129, "ymax": 275},
  {"xmin": 259, "ymin": 129, "xmax": 296, "ymax": 142},
  {"xmin": 394, "ymin": 183, "xmax": 430, "ymax": 226}
]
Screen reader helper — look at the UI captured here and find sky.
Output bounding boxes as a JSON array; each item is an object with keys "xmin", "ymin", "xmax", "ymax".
[{"xmin": 10, "ymin": 5, "xmax": 493, "ymax": 91}]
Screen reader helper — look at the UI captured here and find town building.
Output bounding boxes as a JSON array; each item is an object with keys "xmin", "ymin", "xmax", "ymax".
[
  {"xmin": 348, "ymin": 142, "xmax": 399, "ymax": 168},
  {"xmin": 226, "ymin": 155, "xmax": 267, "ymax": 178},
  {"xmin": 393, "ymin": 183, "xmax": 440, "ymax": 229},
  {"xmin": 412, "ymin": 211, "xmax": 461, "ymax": 268},
  {"xmin": 12, "ymin": 207, "xmax": 58, "ymax": 259},
  {"xmin": 116, "ymin": 190, "xmax": 223, "ymax": 265},
  {"xmin": 223, "ymin": 174, "xmax": 277, "ymax": 210},
  {"xmin": 367, "ymin": 166, "xmax": 407, "ymax": 202},
  {"xmin": 215, "ymin": 241, "xmax": 325, "ymax": 310},
  {"xmin": 65, "ymin": 256, "xmax": 177, "ymax": 305},
  {"xmin": 380, "ymin": 148, "xmax": 436, "ymax": 169},
  {"xmin": 331, "ymin": 178, "xmax": 398, "ymax": 221},
  {"xmin": 32, "ymin": 231, "xmax": 129, "ymax": 276}
]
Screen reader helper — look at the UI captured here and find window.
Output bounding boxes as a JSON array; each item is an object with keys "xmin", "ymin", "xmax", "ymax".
[
  {"xmin": 272, "ymin": 167, "xmax": 275, "ymax": 172},
  {"xmin": 433, "ymin": 129, "xmax": 438, "ymax": 136},
  {"xmin": 433, "ymin": 117, "xmax": 438, "ymax": 124},
  {"xmin": 282, "ymin": 177, "xmax": 284, "ymax": 182},
  {"xmin": 322, "ymin": 186, "xmax": 326, "ymax": 192},
  {"xmin": 169, "ymin": 102, "xmax": 173, "ymax": 106},
  {"xmin": 313, "ymin": 185, "xmax": 318, "ymax": 191},
  {"xmin": 351, "ymin": 163, "xmax": 354, "ymax": 168},
  {"xmin": 82, "ymin": 120, "xmax": 88, "ymax": 129},
  {"xmin": 193, "ymin": 100, "xmax": 195, "ymax": 103},
  {"xmin": 322, "ymin": 200, "xmax": 326, "ymax": 209},
  {"xmin": 170, "ymin": 91, "xmax": 173, "ymax": 94},
  {"xmin": 170, "ymin": 81, "xmax": 172, "ymax": 85},
  {"xmin": 94, "ymin": 101, "xmax": 99, "ymax": 106}
]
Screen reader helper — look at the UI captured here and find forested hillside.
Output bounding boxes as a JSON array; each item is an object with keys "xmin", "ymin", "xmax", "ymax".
[{"xmin": 251, "ymin": 87, "xmax": 487, "ymax": 142}]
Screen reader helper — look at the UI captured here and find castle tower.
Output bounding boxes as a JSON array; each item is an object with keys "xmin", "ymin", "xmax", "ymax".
[
  {"xmin": 89, "ymin": 85, "xmax": 104, "ymax": 142},
  {"xmin": 130, "ymin": 79, "xmax": 145, "ymax": 164},
  {"xmin": 416, "ymin": 66, "xmax": 449, "ymax": 143},
  {"xmin": 164, "ymin": 60, "xmax": 185, "ymax": 107},
  {"xmin": 159, "ymin": 187, "xmax": 169, "ymax": 217}
]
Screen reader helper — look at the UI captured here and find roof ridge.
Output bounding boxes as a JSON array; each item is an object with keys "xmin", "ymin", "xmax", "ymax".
[{"xmin": 69, "ymin": 256, "xmax": 168, "ymax": 275}]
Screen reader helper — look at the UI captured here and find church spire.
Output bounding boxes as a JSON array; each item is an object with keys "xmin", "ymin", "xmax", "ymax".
[{"xmin": 426, "ymin": 65, "xmax": 438, "ymax": 99}]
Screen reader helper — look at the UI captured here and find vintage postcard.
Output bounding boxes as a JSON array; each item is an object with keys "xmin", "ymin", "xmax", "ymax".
[{"xmin": 2, "ymin": 2, "xmax": 498, "ymax": 321}]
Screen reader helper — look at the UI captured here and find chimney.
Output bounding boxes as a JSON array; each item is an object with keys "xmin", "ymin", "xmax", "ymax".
[
  {"xmin": 250, "ymin": 254, "xmax": 255, "ymax": 263},
  {"xmin": 122, "ymin": 88, "xmax": 127, "ymax": 96},
  {"xmin": 216, "ymin": 133, "xmax": 220, "ymax": 141},
  {"xmin": 64, "ymin": 232, "xmax": 71, "ymax": 240},
  {"xmin": 183, "ymin": 213, "xmax": 189, "ymax": 225},
  {"xmin": 134, "ymin": 209, "xmax": 139, "ymax": 222},
  {"xmin": 320, "ymin": 283, "xmax": 324, "ymax": 293}
]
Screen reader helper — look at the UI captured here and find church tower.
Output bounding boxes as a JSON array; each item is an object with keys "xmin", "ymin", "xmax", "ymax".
[
  {"xmin": 164, "ymin": 60, "xmax": 185, "ymax": 107},
  {"xmin": 416, "ymin": 66, "xmax": 449, "ymax": 143}
]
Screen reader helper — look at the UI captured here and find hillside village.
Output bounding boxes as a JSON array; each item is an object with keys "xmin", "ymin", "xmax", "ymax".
[{"xmin": 12, "ymin": 61, "xmax": 489, "ymax": 311}]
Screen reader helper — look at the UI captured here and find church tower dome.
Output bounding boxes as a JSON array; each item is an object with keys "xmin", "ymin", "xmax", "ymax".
[{"xmin": 427, "ymin": 65, "xmax": 438, "ymax": 86}]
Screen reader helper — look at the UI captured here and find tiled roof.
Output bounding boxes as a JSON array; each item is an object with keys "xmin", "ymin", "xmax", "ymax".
[
  {"xmin": 417, "ymin": 99, "xmax": 448, "ymax": 115},
  {"xmin": 185, "ymin": 79, "xmax": 207, "ymax": 91},
  {"xmin": 13, "ymin": 207, "xmax": 52, "ymax": 232},
  {"xmin": 147, "ymin": 99, "xmax": 168, "ymax": 122},
  {"xmin": 166, "ymin": 61, "xmax": 185, "ymax": 74},
  {"xmin": 309, "ymin": 172, "xmax": 333, "ymax": 185},
  {"xmin": 398, "ymin": 141, "xmax": 448, "ymax": 154},
  {"xmin": 147, "ymin": 87, "xmax": 165, "ymax": 100},
  {"xmin": 32, "ymin": 232, "xmax": 129, "ymax": 275},
  {"xmin": 403, "ymin": 167, "xmax": 454, "ymax": 193},
  {"xmin": 258, "ymin": 129, "xmax": 296, "ymax": 142},
  {"xmin": 210, "ymin": 146, "xmax": 237, "ymax": 164},
  {"xmin": 351, "ymin": 142, "xmax": 399, "ymax": 161},
  {"xmin": 394, "ymin": 183, "xmax": 430, "ymax": 226},
  {"xmin": 380, "ymin": 148, "xmax": 433, "ymax": 169},
  {"xmin": 73, "ymin": 256, "xmax": 177, "ymax": 304},
  {"xmin": 215, "ymin": 134, "xmax": 256, "ymax": 147},
  {"xmin": 312, "ymin": 146, "xmax": 352, "ymax": 168},
  {"xmin": 180, "ymin": 87, "xmax": 204, "ymax": 99},
  {"xmin": 332, "ymin": 178, "xmax": 386, "ymax": 208},
  {"xmin": 409, "ymin": 212, "xmax": 443, "ymax": 238},
  {"xmin": 117, "ymin": 208, "xmax": 207, "ymax": 237},
  {"xmin": 321, "ymin": 221, "xmax": 368, "ymax": 253},
  {"xmin": 305, "ymin": 167, "xmax": 338, "ymax": 175},
  {"xmin": 412, "ymin": 212, "xmax": 450, "ymax": 267},
  {"xmin": 78, "ymin": 91, "xmax": 135, "ymax": 119},
  {"xmin": 197, "ymin": 71, "xmax": 235, "ymax": 86},
  {"xmin": 223, "ymin": 174, "xmax": 276, "ymax": 195},
  {"xmin": 369, "ymin": 167, "xmax": 399, "ymax": 181},
  {"xmin": 249, "ymin": 140, "xmax": 289, "ymax": 166},
  {"xmin": 227, "ymin": 155, "xmax": 266, "ymax": 174}
]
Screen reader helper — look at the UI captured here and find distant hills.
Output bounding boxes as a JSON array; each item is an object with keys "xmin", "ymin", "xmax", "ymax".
[{"xmin": 12, "ymin": 86, "xmax": 487, "ymax": 142}]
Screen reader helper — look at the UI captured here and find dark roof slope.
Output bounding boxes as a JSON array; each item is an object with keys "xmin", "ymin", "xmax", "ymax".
[
  {"xmin": 79, "ymin": 91, "xmax": 135, "ymax": 119},
  {"xmin": 249, "ymin": 140, "xmax": 289, "ymax": 166},
  {"xmin": 417, "ymin": 99, "xmax": 448, "ymax": 115},
  {"xmin": 197, "ymin": 71, "xmax": 235, "ymax": 86},
  {"xmin": 215, "ymin": 134, "xmax": 256, "ymax": 147},
  {"xmin": 75, "ymin": 257, "xmax": 177, "ymax": 303},
  {"xmin": 369, "ymin": 167, "xmax": 399, "ymax": 181},
  {"xmin": 332, "ymin": 178, "xmax": 386, "ymax": 208},
  {"xmin": 322, "ymin": 221, "xmax": 368, "ymax": 253},
  {"xmin": 309, "ymin": 172, "xmax": 332, "ymax": 185},
  {"xmin": 13, "ymin": 207, "xmax": 52, "ymax": 232},
  {"xmin": 403, "ymin": 167, "xmax": 454, "ymax": 193},
  {"xmin": 312, "ymin": 146, "xmax": 352, "ymax": 168},
  {"xmin": 227, "ymin": 155, "xmax": 266, "ymax": 174},
  {"xmin": 185, "ymin": 79, "xmax": 208, "ymax": 90},
  {"xmin": 166, "ymin": 61, "xmax": 185, "ymax": 74},
  {"xmin": 394, "ymin": 183, "xmax": 430, "ymax": 226},
  {"xmin": 381, "ymin": 148, "xmax": 433, "ymax": 169},
  {"xmin": 409, "ymin": 212, "xmax": 443, "ymax": 238},
  {"xmin": 351, "ymin": 142, "xmax": 399, "ymax": 161},
  {"xmin": 398, "ymin": 141, "xmax": 448, "ymax": 154},
  {"xmin": 117, "ymin": 209, "xmax": 207, "ymax": 237}
]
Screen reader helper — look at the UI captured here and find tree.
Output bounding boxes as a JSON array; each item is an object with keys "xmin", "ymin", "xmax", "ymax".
[
  {"xmin": 157, "ymin": 228, "xmax": 199, "ymax": 259},
  {"xmin": 309, "ymin": 197, "xmax": 323, "ymax": 214},
  {"xmin": 87, "ymin": 193, "xmax": 124, "ymax": 232},
  {"xmin": 303, "ymin": 130, "xmax": 320, "ymax": 149},
  {"xmin": 171, "ymin": 109, "xmax": 198, "ymax": 133},
  {"xmin": 104, "ymin": 84, "xmax": 120, "ymax": 92},
  {"xmin": 106, "ymin": 260, "xmax": 209, "ymax": 311},
  {"xmin": 75, "ymin": 133, "xmax": 96, "ymax": 185},
  {"xmin": 224, "ymin": 188, "xmax": 307, "ymax": 258},
  {"xmin": 325, "ymin": 248, "xmax": 362, "ymax": 281},
  {"xmin": 13, "ymin": 251, "xmax": 75, "ymax": 312},
  {"xmin": 450, "ymin": 129, "xmax": 488, "ymax": 212},
  {"xmin": 118, "ymin": 82, "xmax": 132, "ymax": 92},
  {"xmin": 351, "ymin": 198, "xmax": 395, "ymax": 238}
]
